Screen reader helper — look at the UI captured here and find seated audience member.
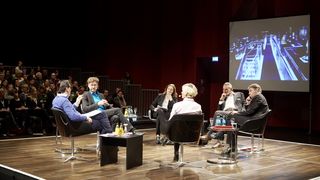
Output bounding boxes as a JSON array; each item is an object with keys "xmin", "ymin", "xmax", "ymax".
[
  {"xmin": 201, "ymin": 82, "xmax": 245, "ymax": 147},
  {"xmin": 26, "ymin": 87, "xmax": 50, "ymax": 135},
  {"xmin": 81, "ymin": 77, "xmax": 135, "ymax": 132},
  {"xmin": 150, "ymin": 84, "xmax": 178, "ymax": 144},
  {"xmin": 102, "ymin": 89, "xmax": 114, "ymax": 105},
  {"xmin": 10, "ymin": 91, "xmax": 30, "ymax": 134},
  {"xmin": 158, "ymin": 83, "xmax": 202, "ymax": 161},
  {"xmin": 123, "ymin": 72, "xmax": 133, "ymax": 85},
  {"xmin": 0, "ymin": 88, "xmax": 20, "ymax": 136},
  {"xmin": 52, "ymin": 80, "xmax": 112, "ymax": 134},
  {"xmin": 224, "ymin": 83, "xmax": 269, "ymax": 155},
  {"xmin": 112, "ymin": 89, "xmax": 127, "ymax": 109}
]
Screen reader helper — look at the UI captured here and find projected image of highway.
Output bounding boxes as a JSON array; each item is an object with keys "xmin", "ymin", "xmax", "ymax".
[{"xmin": 230, "ymin": 27, "xmax": 309, "ymax": 81}]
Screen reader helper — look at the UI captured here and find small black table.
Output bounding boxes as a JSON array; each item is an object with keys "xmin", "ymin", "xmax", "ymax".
[{"xmin": 100, "ymin": 133, "xmax": 143, "ymax": 169}]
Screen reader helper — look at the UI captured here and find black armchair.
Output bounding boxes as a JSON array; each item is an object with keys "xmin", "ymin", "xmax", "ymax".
[
  {"xmin": 148, "ymin": 109, "xmax": 157, "ymax": 123},
  {"xmin": 238, "ymin": 109, "xmax": 272, "ymax": 153},
  {"xmin": 51, "ymin": 108, "xmax": 96, "ymax": 162},
  {"xmin": 164, "ymin": 113, "xmax": 204, "ymax": 167}
]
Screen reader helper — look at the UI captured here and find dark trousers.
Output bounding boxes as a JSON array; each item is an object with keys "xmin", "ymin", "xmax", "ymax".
[
  {"xmin": 157, "ymin": 109, "xmax": 170, "ymax": 135},
  {"xmin": 104, "ymin": 107, "xmax": 133, "ymax": 131},
  {"xmin": 206, "ymin": 110, "xmax": 233, "ymax": 140},
  {"xmin": 226, "ymin": 114, "xmax": 248, "ymax": 150},
  {"xmin": 91, "ymin": 112, "xmax": 112, "ymax": 134}
]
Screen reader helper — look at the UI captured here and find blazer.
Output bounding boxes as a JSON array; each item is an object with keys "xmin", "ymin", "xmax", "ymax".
[
  {"xmin": 82, "ymin": 91, "xmax": 109, "ymax": 113},
  {"xmin": 218, "ymin": 92, "xmax": 245, "ymax": 112},
  {"xmin": 238, "ymin": 93, "xmax": 269, "ymax": 118},
  {"xmin": 150, "ymin": 94, "xmax": 177, "ymax": 112}
]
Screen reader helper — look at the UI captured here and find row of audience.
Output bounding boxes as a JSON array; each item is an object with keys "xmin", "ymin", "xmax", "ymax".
[{"xmin": 0, "ymin": 63, "xmax": 131, "ymax": 136}]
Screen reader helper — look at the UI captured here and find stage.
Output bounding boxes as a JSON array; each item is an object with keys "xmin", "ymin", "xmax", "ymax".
[{"xmin": 0, "ymin": 129, "xmax": 320, "ymax": 179}]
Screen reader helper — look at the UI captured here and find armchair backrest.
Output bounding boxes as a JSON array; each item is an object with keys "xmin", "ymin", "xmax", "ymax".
[
  {"xmin": 166, "ymin": 113, "xmax": 204, "ymax": 143},
  {"xmin": 239, "ymin": 109, "xmax": 272, "ymax": 135},
  {"xmin": 51, "ymin": 108, "xmax": 94, "ymax": 137}
]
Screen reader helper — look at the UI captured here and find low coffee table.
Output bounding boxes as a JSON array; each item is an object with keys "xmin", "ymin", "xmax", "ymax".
[{"xmin": 100, "ymin": 133, "xmax": 144, "ymax": 169}]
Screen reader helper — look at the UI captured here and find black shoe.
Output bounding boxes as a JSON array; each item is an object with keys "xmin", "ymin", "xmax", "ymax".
[
  {"xmin": 160, "ymin": 136, "xmax": 169, "ymax": 146},
  {"xmin": 129, "ymin": 128, "xmax": 136, "ymax": 134},
  {"xmin": 161, "ymin": 138, "xmax": 168, "ymax": 146},
  {"xmin": 166, "ymin": 140, "xmax": 174, "ymax": 145},
  {"xmin": 221, "ymin": 147, "xmax": 231, "ymax": 157}
]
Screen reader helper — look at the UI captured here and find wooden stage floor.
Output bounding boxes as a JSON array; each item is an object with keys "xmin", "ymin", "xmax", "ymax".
[{"xmin": 0, "ymin": 129, "xmax": 320, "ymax": 180}]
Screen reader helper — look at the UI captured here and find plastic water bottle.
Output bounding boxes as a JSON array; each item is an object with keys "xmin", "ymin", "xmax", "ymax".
[
  {"xmin": 221, "ymin": 115, "xmax": 226, "ymax": 126},
  {"xmin": 215, "ymin": 115, "xmax": 221, "ymax": 126}
]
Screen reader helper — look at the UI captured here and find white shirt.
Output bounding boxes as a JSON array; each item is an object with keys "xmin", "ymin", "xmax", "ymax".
[
  {"xmin": 169, "ymin": 98, "xmax": 202, "ymax": 120},
  {"xmin": 223, "ymin": 93, "xmax": 236, "ymax": 111}
]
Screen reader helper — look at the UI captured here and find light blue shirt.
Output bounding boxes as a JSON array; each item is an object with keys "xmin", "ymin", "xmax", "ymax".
[{"xmin": 91, "ymin": 91, "xmax": 105, "ymax": 111}]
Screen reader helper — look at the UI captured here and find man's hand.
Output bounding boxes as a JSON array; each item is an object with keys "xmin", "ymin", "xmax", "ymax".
[
  {"xmin": 246, "ymin": 96, "xmax": 252, "ymax": 105},
  {"xmin": 74, "ymin": 95, "xmax": 83, "ymax": 107},
  {"xmin": 231, "ymin": 110, "xmax": 238, "ymax": 115},
  {"xmin": 98, "ymin": 99, "xmax": 108, "ymax": 106},
  {"xmin": 220, "ymin": 93, "xmax": 227, "ymax": 101},
  {"xmin": 87, "ymin": 117, "xmax": 93, "ymax": 123}
]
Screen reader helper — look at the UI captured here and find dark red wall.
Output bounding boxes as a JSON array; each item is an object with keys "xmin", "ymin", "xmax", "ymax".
[
  {"xmin": 80, "ymin": 0, "xmax": 319, "ymax": 132},
  {"xmin": 1, "ymin": 0, "xmax": 319, "ymax": 132}
]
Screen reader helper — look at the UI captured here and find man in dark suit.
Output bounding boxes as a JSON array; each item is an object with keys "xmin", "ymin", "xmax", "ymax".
[
  {"xmin": 225, "ymin": 83, "xmax": 269, "ymax": 154},
  {"xmin": 81, "ymin": 77, "xmax": 134, "ymax": 132},
  {"xmin": 230, "ymin": 83, "xmax": 269, "ymax": 124}
]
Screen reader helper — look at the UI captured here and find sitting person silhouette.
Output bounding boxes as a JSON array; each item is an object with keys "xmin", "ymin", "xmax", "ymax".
[
  {"xmin": 81, "ymin": 77, "xmax": 135, "ymax": 133},
  {"xmin": 201, "ymin": 82, "xmax": 245, "ymax": 147},
  {"xmin": 158, "ymin": 83, "xmax": 202, "ymax": 161},
  {"xmin": 52, "ymin": 80, "xmax": 112, "ymax": 134},
  {"xmin": 150, "ymin": 84, "xmax": 178, "ymax": 144},
  {"xmin": 223, "ymin": 83, "xmax": 269, "ymax": 155}
]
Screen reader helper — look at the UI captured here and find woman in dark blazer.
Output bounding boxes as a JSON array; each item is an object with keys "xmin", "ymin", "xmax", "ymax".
[{"xmin": 150, "ymin": 84, "xmax": 178, "ymax": 144}]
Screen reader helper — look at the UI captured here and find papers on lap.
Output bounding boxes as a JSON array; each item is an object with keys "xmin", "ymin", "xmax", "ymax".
[{"xmin": 83, "ymin": 110, "xmax": 102, "ymax": 118}]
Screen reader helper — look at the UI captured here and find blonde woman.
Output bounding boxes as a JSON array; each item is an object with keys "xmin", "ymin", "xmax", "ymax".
[{"xmin": 160, "ymin": 83, "xmax": 202, "ymax": 161}]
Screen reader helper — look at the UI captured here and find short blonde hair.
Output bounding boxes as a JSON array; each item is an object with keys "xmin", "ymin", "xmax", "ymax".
[
  {"xmin": 248, "ymin": 83, "xmax": 262, "ymax": 93},
  {"xmin": 182, "ymin": 83, "xmax": 198, "ymax": 98},
  {"xmin": 87, "ymin": 77, "xmax": 99, "ymax": 84}
]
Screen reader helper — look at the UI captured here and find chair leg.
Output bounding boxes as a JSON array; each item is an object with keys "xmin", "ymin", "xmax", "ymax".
[
  {"xmin": 176, "ymin": 144, "xmax": 185, "ymax": 167},
  {"xmin": 55, "ymin": 128, "xmax": 75, "ymax": 154},
  {"xmin": 96, "ymin": 132, "xmax": 100, "ymax": 158},
  {"xmin": 161, "ymin": 143, "xmax": 203, "ymax": 168},
  {"xmin": 63, "ymin": 136, "xmax": 92, "ymax": 162},
  {"xmin": 64, "ymin": 137, "xmax": 76, "ymax": 162},
  {"xmin": 261, "ymin": 134, "xmax": 265, "ymax": 151},
  {"xmin": 55, "ymin": 127, "xmax": 61, "ymax": 145},
  {"xmin": 251, "ymin": 134, "xmax": 254, "ymax": 153}
]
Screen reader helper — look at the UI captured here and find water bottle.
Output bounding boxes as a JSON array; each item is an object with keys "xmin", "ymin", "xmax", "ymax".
[
  {"xmin": 119, "ymin": 124, "xmax": 124, "ymax": 136},
  {"xmin": 124, "ymin": 108, "xmax": 129, "ymax": 117},
  {"xmin": 115, "ymin": 124, "xmax": 120, "ymax": 135},
  {"xmin": 221, "ymin": 115, "xmax": 226, "ymax": 126},
  {"xmin": 215, "ymin": 115, "xmax": 221, "ymax": 126}
]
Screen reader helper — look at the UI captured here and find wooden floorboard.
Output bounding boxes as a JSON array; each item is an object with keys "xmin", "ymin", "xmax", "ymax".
[{"xmin": 0, "ymin": 129, "xmax": 320, "ymax": 180}]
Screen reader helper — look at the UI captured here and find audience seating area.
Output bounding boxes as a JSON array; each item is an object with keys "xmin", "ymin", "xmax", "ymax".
[{"xmin": 0, "ymin": 65, "xmax": 158, "ymax": 138}]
